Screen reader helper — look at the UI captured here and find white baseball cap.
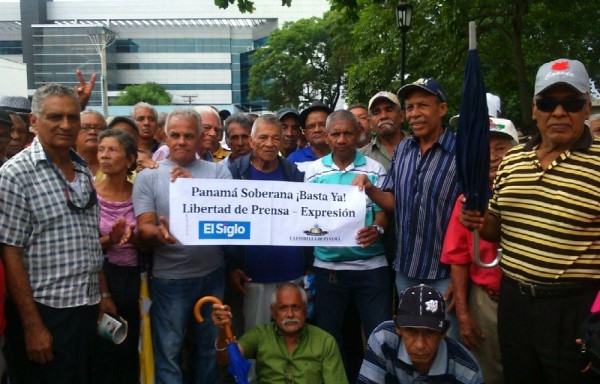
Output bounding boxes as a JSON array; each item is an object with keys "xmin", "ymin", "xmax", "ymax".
[{"xmin": 449, "ymin": 115, "xmax": 519, "ymax": 144}]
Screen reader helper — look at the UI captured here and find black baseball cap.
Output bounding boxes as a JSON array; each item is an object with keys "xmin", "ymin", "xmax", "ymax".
[
  {"xmin": 276, "ymin": 107, "xmax": 300, "ymax": 121},
  {"xmin": 299, "ymin": 101, "xmax": 332, "ymax": 128},
  {"xmin": 395, "ymin": 284, "xmax": 449, "ymax": 332}
]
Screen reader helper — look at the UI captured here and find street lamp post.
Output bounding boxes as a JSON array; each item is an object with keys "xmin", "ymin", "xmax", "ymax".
[
  {"xmin": 396, "ymin": 3, "xmax": 413, "ymax": 87},
  {"xmin": 89, "ymin": 27, "xmax": 116, "ymax": 117}
]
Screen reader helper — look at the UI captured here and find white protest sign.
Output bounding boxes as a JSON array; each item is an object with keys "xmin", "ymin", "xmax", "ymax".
[{"xmin": 169, "ymin": 178, "xmax": 366, "ymax": 246}]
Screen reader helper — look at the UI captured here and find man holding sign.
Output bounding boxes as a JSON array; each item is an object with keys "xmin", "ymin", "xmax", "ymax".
[
  {"xmin": 133, "ymin": 108, "xmax": 232, "ymax": 384},
  {"xmin": 227, "ymin": 114, "xmax": 311, "ymax": 332},
  {"xmin": 304, "ymin": 110, "xmax": 391, "ymax": 376}
]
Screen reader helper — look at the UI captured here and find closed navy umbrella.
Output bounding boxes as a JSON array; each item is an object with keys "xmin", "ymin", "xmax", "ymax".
[{"xmin": 456, "ymin": 22, "xmax": 499, "ymax": 268}]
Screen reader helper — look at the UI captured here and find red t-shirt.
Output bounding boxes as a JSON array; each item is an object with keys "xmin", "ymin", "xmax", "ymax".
[{"xmin": 441, "ymin": 195, "xmax": 503, "ymax": 293}]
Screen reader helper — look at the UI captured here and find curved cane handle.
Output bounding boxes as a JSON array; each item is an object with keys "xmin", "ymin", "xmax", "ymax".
[
  {"xmin": 194, "ymin": 296, "xmax": 234, "ymax": 340},
  {"xmin": 473, "ymin": 230, "xmax": 501, "ymax": 268}
]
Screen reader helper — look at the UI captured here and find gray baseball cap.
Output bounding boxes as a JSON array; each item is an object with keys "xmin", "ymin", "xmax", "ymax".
[
  {"xmin": 276, "ymin": 107, "xmax": 300, "ymax": 121},
  {"xmin": 534, "ymin": 59, "xmax": 590, "ymax": 96}
]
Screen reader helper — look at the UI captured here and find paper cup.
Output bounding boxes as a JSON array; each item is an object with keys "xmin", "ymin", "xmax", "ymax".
[{"xmin": 97, "ymin": 312, "xmax": 128, "ymax": 344}]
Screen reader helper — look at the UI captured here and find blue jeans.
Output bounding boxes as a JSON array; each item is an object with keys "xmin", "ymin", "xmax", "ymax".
[
  {"xmin": 314, "ymin": 267, "xmax": 391, "ymax": 354},
  {"xmin": 395, "ymin": 272, "xmax": 459, "ymax": 340},
  {"xmin": 151, "ymin": 267, "xmax": 224, "ymax": 384}
]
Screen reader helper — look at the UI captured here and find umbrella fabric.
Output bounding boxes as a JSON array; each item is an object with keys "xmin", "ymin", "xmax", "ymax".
[
  {"xmin": 226, "ymin": 342, "xmax": 251, "ymax": 384},
  {"xmin": 139, "ymin": 272, "xmax": 154, "ymax": 384},
  {"xmin": 456, "ymin": 49, "xmax": 490, "ymax": 213}
]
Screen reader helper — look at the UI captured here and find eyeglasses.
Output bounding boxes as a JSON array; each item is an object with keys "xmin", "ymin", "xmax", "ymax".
[
  {"xmin": 81, "ymin": 124, "xmax": 107, "ymax": 132},
  {"xmin": 535, "ymin": 97, "xmax": 587, "ymax": 113}
]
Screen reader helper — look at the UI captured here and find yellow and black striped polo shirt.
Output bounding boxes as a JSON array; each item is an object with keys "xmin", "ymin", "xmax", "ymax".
[{"xmin": 489, "ymin": 129, "xmax": 600, "ymax": 283}]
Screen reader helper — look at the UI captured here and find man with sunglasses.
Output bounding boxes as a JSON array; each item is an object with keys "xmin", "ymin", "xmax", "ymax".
[
  {"xmin": 460, "ymin": 58, "xmax": 600, "ymax": 383},
  {"xmin": 0, "ymin": 84, "xmax": 112, "ymax": 383}
]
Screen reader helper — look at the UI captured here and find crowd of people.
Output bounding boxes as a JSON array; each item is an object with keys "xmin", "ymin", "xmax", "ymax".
[{"xmin": 0, "ymin": 57, "xmax": 598, "ymax": 384}]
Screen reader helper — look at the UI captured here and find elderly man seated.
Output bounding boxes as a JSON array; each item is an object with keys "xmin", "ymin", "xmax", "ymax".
[
  {"xmin": 212, "ymin": 282, "xmax": 347, "ymax": 384},
  {"xmin": 357, "ymin": 284, "xmax": 483, "ymax": 384}
]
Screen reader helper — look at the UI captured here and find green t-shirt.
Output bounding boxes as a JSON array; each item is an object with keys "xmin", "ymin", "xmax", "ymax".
[{"xmin": 239, "ymin": 322, "xmax": 348, "ymax": 384}]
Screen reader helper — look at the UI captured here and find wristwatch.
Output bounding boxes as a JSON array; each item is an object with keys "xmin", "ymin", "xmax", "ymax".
[{"xmin": 373, "ymin": 224, "xmax": 385, "ymax": 237}]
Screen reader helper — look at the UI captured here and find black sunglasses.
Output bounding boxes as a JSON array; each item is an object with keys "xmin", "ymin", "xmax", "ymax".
[
  {"xmin": 50, "ymin": 166, "xmax": 97, "ymax": 212},
  {"xmin": 535, "ymin": 97, "xmax": 587, "ymax": 113},
  {"xmin": 64, "ymin": 170, "xmax": 97, "ymax": 211}
]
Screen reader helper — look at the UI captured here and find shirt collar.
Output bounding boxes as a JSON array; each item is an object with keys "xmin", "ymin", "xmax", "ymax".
[
  {"xmin": 524, "ymin": 127, "xmax": 593, "ymax": 152},
  {"xmin": 321, "ymin": 150, "xmax": 366, "ymax": 168},
  {"xmin": 370, "ymin": 132, "xmax": 410, "ymax": 149},
  {"xmin": 408, "ymin": 127, "xmax": 455, "ymax": 153},
  {"xmin": 304, "ymin": 146, "xmax": 317, "ymax": 159},
  {"xmin": 272, "ymin": 321, "xmax": 307, "ymax": 342},
  {"xmin": 31, "ymin": 137, "xmax": 88, "ymax": 168},
  {"xmin": 369, "ymin": 136, "xmax": 384, "ymax": 150},
  {"xmin": 398, "ymin": 336, "xmax": 448, "ymax": 376}
]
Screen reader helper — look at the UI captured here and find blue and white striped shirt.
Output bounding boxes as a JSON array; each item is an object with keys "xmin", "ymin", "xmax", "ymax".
[
  {"xmin": 381, "ymin": 128, "xmax": 460, "ymax": 279},
  {"xmin": 358, "ymin": 321, "xmax": 483, "ymax": 384},
  {"xmin": 305, "ymin": 151, "xmax": 387, "ymax": 264},
  {"xmin": 0, "ymin": 138, "xmax": 103, "ymax": 308}
]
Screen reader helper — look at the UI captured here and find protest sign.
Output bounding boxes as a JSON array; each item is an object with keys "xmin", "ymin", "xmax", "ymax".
[{"xmin": 169, "ymin": 178, "xmax": 366, "ymax": 246}]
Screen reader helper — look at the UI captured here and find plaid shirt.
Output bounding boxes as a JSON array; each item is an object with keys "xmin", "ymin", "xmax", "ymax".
[{"xmin": 0, "ymin": 138, "xmax": 103, "ymax": 308}]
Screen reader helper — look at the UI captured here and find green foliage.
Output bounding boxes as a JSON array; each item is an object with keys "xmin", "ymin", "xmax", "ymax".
[
  {"xmin": 240, "ymin": 0, "xmax": 598, "ymax": 132},
  {"xmin": 113, "ymin": 82, "xmax": 172, "ymax": 106},
  {"xmin": 214, "ymin": 0, "xmax": 292, "ymax": 13},
  {"xmin": 249, "ymin": 11, "xmax": 353, "ymax": 111},
  {"xmin": 336, "ymin": 0, "xmax": 599, "ymax": 133}
]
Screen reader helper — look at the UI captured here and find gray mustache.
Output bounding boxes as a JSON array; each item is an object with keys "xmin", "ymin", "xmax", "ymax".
[{"xmin": 282, "ymin": 318, "xmax": 301, "ymax": 325}]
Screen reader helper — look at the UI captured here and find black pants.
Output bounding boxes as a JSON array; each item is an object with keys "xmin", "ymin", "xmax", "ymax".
[
  {"xmin": 92, "ymin": 261, "xmax": 140, "ymax": 384},
  {"xmin": 5, "ymin": 301, "xmax": 97, "ymax": 384},
  {"xmin": 498, "ymin": 277, "xmax": 598, "ymax": 384}
]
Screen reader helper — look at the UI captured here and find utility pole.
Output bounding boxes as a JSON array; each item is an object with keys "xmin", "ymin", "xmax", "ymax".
[{"xmin": 180, "ymin": 94, "xmax": 198, "ymax": 105}]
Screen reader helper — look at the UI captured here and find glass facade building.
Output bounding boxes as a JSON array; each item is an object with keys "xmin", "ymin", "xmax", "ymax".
[
  {"xmin": 32, "ymin": 26, "xmax": 116, "ymax": 105},
  {"xmin": 0, "ymin": 0, "xmax": 329, "ymax": 111}
]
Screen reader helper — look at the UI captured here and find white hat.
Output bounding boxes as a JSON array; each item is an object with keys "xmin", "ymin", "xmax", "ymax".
[
  {"xmin": 449, "ymin": 115, "xmax": 519, "ymax": 144},
  {"xmin": 489, "ymin": 117, "xmax": 519, "ymax": 144},
  {"xmin": 368, "ymin": 91, "xmax": 400, "ymax": 110}
]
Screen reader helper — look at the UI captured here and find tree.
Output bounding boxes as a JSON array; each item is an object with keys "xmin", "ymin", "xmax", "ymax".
[
  {"xmin": 214, "ymin": 0, "xmax": 291, "ymax": 13},
  {"xmin": 248, "ymin": 11, "xmax": 353, "ymax": 111},
  {"xmin": 338, "ymin": 0, "xmax": 599, "ymax": 133},
  {"xmin": 233, "ymin": 0, "xmax": 599, "ymax": 130},
  {"xmin": 113, "ymin": 82, "xmax": 172, "ymax": 106}
]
